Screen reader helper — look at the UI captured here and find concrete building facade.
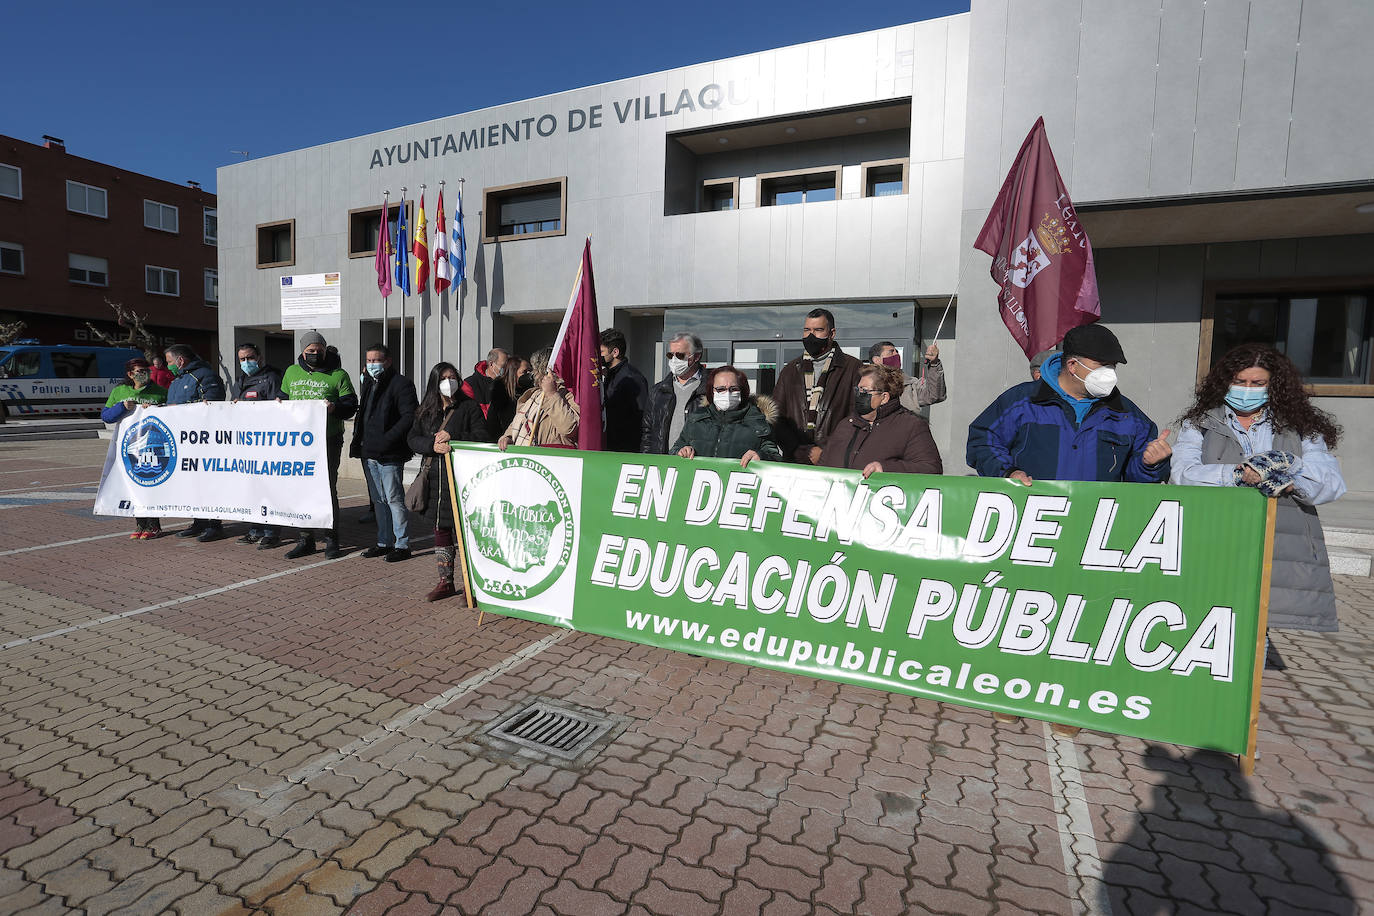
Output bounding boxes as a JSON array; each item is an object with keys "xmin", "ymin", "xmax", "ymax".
[{"xmin": 217, "ymin": 1, "xmax": 1374, "ymax": 468}]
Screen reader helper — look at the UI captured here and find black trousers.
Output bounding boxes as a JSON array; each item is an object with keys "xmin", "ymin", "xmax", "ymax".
[{"xmin": 306, "ymin": 437, "xmax": 342, "ymax": 541}]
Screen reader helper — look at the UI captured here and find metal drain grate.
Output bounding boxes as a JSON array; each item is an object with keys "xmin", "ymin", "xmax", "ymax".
[{"xmin": 484, "ymin": 700, "xmax": 617, "ymax": 761}]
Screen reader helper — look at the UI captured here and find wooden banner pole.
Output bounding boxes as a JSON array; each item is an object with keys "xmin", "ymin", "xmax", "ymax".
[
  {"xmin": 1240, "ymin": 498, "xmax": 1278, "ymax": 776},
  {"xmin": 443, "ymin": 449, "xmax": 481, "ymax": 621}
]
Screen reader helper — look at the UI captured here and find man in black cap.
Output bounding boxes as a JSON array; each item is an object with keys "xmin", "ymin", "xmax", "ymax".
[{"xmin": 967, "ymin": 323, "xmax": 1172, "ymax": 485}]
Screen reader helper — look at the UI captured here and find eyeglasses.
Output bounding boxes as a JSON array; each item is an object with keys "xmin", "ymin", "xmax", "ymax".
[
  {"xmin": 667, "ymin": 351, "xmax": 691, "ymax": 359},
  {"xmin": 713, "ymin": 386, "xmax": 742, "ymax": 394},
  {"xmin": 854, "ymin": 386, "xmax": 881, "ymax": 395}
]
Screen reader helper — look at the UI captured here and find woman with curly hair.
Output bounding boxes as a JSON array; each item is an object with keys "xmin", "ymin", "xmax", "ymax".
[{"xmin": 1172, "ymin": 343, "xmax": 1346, "ymax": 649}]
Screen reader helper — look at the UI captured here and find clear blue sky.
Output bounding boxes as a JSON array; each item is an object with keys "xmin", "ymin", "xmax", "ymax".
[{"xmin": 4, "ymin": 0, "xmax": 967, "ymax": 193}]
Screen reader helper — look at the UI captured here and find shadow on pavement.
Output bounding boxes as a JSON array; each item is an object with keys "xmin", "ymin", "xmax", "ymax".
[{"xmin": 1102, "ymin": 743, "xmax": 1353, "ymax": 914}]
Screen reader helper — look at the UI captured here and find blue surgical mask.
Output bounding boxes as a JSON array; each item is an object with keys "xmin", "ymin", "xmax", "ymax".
[
  {"xmin": 366, "ymin": 362, "xmax": 385, "ymax": 377},
  {"xmin": 240, "ymin": 360, "xmax": 259, "ymax": 375},
  {"xmin": 1225, "ymin": 385, "xmax": 1268, "ymax": 413}
]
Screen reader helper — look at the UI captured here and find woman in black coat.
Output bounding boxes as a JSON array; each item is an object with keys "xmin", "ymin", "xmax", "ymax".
[{"xmin": 407, "ymin": 361, "xmax": 488, "ymax": 601}]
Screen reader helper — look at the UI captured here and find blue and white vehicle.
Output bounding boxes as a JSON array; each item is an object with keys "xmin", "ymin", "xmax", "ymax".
[{"xmin": 0, "ymin": 343, "xmax": 146, "ymax": 419}]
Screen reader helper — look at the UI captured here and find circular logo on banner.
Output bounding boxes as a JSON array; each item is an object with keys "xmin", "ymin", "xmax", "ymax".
[
  {"xmin": 120, "ymin": 415, "xmax": 177, "ymax": 487},
  {"xmin": 461, "ymin": 456, "xmax": 575, "ymax": 600}
]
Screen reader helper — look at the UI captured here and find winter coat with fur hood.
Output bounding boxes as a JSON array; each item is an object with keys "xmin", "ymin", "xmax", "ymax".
[{"xmin": 671, "ymin": 395, "xmax": 783, "ymax": 461}]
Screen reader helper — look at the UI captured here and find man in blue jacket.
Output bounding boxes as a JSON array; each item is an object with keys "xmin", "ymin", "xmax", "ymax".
[
  {"xmin": 967, "ymin": 324, "xmax": 1172, "ymax": 485},
  {"xmin": 164, "ymin": 343, "xmax": 228, "ymax": 541},
  {"xmin": 968, "ymin": 324, "xmax": 1171, "ymax": 736}
]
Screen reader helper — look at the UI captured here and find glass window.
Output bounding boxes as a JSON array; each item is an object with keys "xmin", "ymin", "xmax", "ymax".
[
  {"xmin": 760, "ymin": 170, "xmax": 838, "ymax": 206},
  {"xmin": 1212, "ymin": 291, "xmax": 1373, "ymax": 385},
  {"xmin": 66, "ymin": 180, "xmax": 107, "ymax": 217},
  {"xmin": 146, "ymin": 265, "xmax": 180, "ymax": 296},
  {"xmin": 0, "ymin": 242, "xmax": 21, "ymax": 275},
  {"xmin": 144, "ymin": 200, "xmax": 179, "ymax": 233},
  {"xmin": 483, "ymin": 179, "xmax": 566, "ymax": 241},
  {"xmin": 256, "ymin": 221, "xmax": 295, "ymax": 267},
  {"xmin": 68, "ymin": 253, "xmax": 109, "ymax": 286},
  {"xmin": 0, "ymin": 351, "xmax": 40, "ymax": 377},
  {"xmin": 701, "ymin": 182, "xmax": 735, "ymax": 212},
  {"xmin": 203, "ymin": 208, "xmax": 217, "ymax": 245},
  {"xmin": 51, "ymin": 351, "xmax": 98, "ymax": 378},
  {"xmin": 348, "ymin": 204, "xmax": 404, "ymax": 257},
  {"xmin": 0, "ymin": 164, "xmax": 20, "ymax": 200},
  {"xmin": 204, "ymin": 268, "xmax": 218, "ymax": 305},
  {"xmin": 865, "ymin": 164, "xmax": 905, "ymax": 197}
]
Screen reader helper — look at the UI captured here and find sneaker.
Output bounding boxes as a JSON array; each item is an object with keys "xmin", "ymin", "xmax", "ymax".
[
  {"xmin": 177, "ymin": 522, "xmax": 208, "ymax": 538},
  {"xmin": 361, "ymin": 545, "xmax": 389, "ymax": 558},
  {"xmin": 992, "ymin": 712, "xmax": 1021, "ymax": 724},
  {"xmin": 384, "ymin": 548, "xmax": 413, "ymax": 563},
  {"xmin": 129, "ymin": 531, "xmax": 143, "ymax": 540},
  {"xmin": 1050, "ymin": 723, "xmax": 1082, "ymax": 737},
  {"xmin": 284, "ymin": 537, "xmax": 316, "ymax": 559},
  {"xmin": 237, "ymin": 533, "xmax": 262, "ymax": 545},
  {"xmin": 144, "ymin": 529, "xmax": 162, "ymax": 540},
  {"xmin": 323, "ymin": 538, "xmax": 342, "ymax": 559},
  {"xmin": 197, "ymin": 526, "xmax": 228, "ymax": 543},
  {"xmin": 256, "ymin": 534, "xmax": 281, "ymax": 550}
]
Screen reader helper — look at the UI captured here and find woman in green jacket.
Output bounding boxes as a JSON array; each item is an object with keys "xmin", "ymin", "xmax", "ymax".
[
  {"xmin": 672, "ymin": 366, "xmax": 782, "ymax": 466},
  {"xmin": 101, "ymin": 357, "xmax": 168, "ymax": 539}
]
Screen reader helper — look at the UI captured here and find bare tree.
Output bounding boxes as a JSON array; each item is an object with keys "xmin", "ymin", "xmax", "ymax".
[
  {"xmin": 0, "ymin": 319, "xmax": 25, "ymax": 347},
  {"xmin": 85, "ymin": 298, "xmax": 160, "ymax": 360}
]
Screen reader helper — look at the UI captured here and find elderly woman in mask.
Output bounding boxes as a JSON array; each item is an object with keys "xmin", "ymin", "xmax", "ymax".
[
  {"xmin": 818, "ymin": 363, "xmax": 942, "ymax": 477},
  {"xmin": 672, "ymin": 366, "xmax": 781, "ymax": 466},
  {"xmin": 497, "ymin": 347, "xmax": 579, "ymax": 449}
]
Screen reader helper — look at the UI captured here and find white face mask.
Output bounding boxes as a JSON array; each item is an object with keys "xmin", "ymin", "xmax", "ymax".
[
  {"xmin": 1072, "ymin": 360, "xmax": 1118, "ymax": 398},
  {"xmin": 439, "ymin": 378, "xmax": 459, "ymax": 398},
  {"xmin": 713, "ymin": 390, "xmax": 742, "ymax": 411},
  {"xmin": 667, "ymin": 355, "xmax": 691, "ymax": 377}
]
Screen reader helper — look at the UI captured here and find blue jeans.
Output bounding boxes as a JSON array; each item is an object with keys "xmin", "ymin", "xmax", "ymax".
[{"xmin": 365, "ymin": 459, "xmax": 409, "ymax": 549}]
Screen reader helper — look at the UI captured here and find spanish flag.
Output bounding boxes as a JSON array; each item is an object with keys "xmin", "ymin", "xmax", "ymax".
[{"xmin": 412, "ymin": 193, "xmax": 430, "ymax": 293}]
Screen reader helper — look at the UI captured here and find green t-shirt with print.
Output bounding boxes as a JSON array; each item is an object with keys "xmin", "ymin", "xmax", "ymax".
[
  {"xmin": 104, "ymin": 382, "xmax": 168, "ymax": 408},
  {"xmin": 281, "ymin": 364, "xmax": 355, "ymax": 439}
]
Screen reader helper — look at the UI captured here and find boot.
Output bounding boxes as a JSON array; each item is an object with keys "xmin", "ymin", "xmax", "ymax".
[
  {"xmin": 426, "ymin": 547, "xmax": 457, "ymax": 602},
  {"xmin": 323, "ymin": 537, "xmax": 341, "ymax": 559},
  {"xmin": 285, "ymin": 535, "xmax": 316, "ymax": 559}
]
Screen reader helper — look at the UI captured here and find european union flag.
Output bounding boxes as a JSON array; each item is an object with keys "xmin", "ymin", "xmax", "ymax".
[{"xmin": 394, "ymin": 198, "xmax": 412, "ymax": 296}]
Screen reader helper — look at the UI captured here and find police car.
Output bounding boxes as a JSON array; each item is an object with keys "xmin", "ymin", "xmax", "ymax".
[{"xmin": 0, "ymin": 341, "xmax": 146, "ymax": 420}]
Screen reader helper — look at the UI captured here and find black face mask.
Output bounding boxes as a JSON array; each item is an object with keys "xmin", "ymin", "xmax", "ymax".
[
  {"xmin": 854, "ymin": 391, "xmax": 874, "ymax": 415},
  {"xmin": 303, "ymin": 352, "xmax": 323, "ymax": 368},
  {"xmin": 518, "ymin": 372, "xmax": 534, "ymax": 391},
  {"xmin": 802, "ymin": 335, "xmax": 830, "ymax": 358}
]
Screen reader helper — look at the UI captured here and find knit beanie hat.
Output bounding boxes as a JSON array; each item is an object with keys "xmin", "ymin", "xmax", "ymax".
[{"xmin": 299, "ymin": 330, "xmax": 326, "ymax": 351}]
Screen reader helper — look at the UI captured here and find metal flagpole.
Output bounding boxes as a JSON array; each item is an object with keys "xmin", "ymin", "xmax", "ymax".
[
  {"xmin": 381, "ymin": 190, "xmax": 389, "ymax": 362},
  {"xmin": 417, "ymin": 182, "xmax": 427, "ymax": 386},
  {"xmin": 437, "ymin": 179, "xmax": 446, "ymax": 363},
  {"xmin": 400, "ymin": 185, "xmax": 408, "ymax": 380},
  {"xmin": 919, "ymin": 255, "xmax": 975, "ymax": 383}
]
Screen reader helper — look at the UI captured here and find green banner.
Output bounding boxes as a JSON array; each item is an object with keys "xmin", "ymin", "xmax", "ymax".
[{"xmin": 450, "ymin": 444, "xmax": 1270, "ymax": 754}]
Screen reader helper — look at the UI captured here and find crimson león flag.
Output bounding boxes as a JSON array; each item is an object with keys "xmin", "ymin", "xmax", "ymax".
[
  {"xmin": 974, "ymin": 117, "xmax": 1100, "ymax": 358},
  {"xmin": 551, "ymin": 239, "xmax": 604, "ymax": 451}
]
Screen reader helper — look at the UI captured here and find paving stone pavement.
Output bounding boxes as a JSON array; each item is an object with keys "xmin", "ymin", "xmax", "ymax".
[{"xmin": 0, "ymin": 438, "xmax": 1368, "ymax": 914}]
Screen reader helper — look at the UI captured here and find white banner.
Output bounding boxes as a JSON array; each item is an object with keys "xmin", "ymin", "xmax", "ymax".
[
  {"xmin": 449, "ymin": 447, "xmax": 583, "ymax": 623},
  {"xmin": 280, "ymin": 272, "xmax": 342, "ymax": 330},
  {"xmin": 94, "ymin": 401, "xmax": 333, "ymax": 528}
]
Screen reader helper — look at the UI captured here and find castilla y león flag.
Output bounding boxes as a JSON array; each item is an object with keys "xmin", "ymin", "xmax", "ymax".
[
  {"xmin": 551, "ymin": 239, "xmax": 604, "ymax": 451},
  {"xmin": 974, "ymin": 117, "xmax": 1100, "ymax": 358}
]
